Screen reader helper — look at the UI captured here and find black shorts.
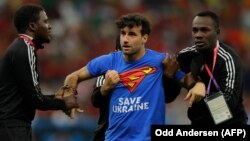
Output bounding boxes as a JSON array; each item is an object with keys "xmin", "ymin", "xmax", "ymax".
[
  {"xmin": 0, "ymin": 120, "xmax": 31, "ymax": 141},
  {"xmin": 0, "ymin": 126, "xmax": 31, "ymax": 141}
]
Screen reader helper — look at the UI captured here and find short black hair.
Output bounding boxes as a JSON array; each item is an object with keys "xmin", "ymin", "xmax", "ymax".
[
  {"xmin": 196, "ymin": 10, "xmax": 219, "ymax": 28},
  {"xmin": 115, "ymin": 13, "xmax": 151, "ymax": 36},
  {"xmin": 115, "ymin": 34, "xmax": 121, "ymax": 50},
  {"xmin": 14, "ymin": 4, "xmax": 44, "ymax": 33}
]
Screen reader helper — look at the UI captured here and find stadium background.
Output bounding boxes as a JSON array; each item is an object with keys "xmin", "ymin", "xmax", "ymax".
[{"xmin": 0, "ymin": 0, "xmax": 250, "ymax": 140}]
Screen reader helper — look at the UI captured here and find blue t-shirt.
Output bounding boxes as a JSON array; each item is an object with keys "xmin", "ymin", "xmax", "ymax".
[{"xmin": 87, "ymin": 49, "xmax": 166, "ymax": 141}]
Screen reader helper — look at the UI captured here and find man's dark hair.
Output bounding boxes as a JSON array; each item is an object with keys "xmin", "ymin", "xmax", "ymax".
[
  {"xmin": 196, "ymin": 10, "xmax": 219, "ymax": 29},
  {"xmin": 115, "ymin": 35, "xmax": 121, "ymax": 50},
  {"xmin": 115, "ymin": 13, "xmax": 151, "ymax": 36},
  {"xmin": 14, "ymin": 4, "xmax": 44, "ymax": 33}
]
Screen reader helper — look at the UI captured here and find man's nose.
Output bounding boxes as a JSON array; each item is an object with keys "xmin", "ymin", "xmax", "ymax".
[
  {"xmin": 194, "ymin": 31, "xmax": 203, "ymax": 38},
  {"xmin": 48, "ymin": 23, "xmax": 52, "ymax": 30},
  {"xmin": 121, "ymin": 35, "xmax": 129, "ymax": 43}
]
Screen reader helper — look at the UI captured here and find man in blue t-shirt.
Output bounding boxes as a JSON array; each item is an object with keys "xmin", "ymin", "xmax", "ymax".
[{"xmin": 62, "ymin": 13, "xmax": 205, "ymax": 141}]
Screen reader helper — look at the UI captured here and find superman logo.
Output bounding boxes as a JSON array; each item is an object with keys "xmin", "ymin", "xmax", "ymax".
[{"xmin": 119, "ymin": 66, "xmax": 156, "ymax": 92}]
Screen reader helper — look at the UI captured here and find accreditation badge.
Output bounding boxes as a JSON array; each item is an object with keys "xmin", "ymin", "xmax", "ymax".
[{"xmin": 204, "ymin": 91, "xmax": 233, "ymax": 125}]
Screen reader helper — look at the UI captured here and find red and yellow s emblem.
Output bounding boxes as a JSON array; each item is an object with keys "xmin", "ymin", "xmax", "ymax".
[{"xmin": 119, "ymin": 66, "xmax": 156, "ymax": 92}]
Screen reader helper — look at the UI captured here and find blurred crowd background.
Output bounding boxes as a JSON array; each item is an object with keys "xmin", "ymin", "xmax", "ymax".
[{"xmin": 1, "ymin": 0, "xmax": 250, "ymax": 141}]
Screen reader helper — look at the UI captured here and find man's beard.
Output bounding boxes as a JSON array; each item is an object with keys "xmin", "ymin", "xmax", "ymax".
[{"xmin": 38, "ymin": 36, "xmax": 51, "ymax": 44}]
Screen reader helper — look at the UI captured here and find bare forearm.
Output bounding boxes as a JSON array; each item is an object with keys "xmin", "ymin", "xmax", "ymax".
[
  {"xmin": 64, "ymin": 72, "xmax": 80, "ymax": 89},
  {"xmin": 64, "ymin": 66, "xmax": 92, "ymax": 89}
]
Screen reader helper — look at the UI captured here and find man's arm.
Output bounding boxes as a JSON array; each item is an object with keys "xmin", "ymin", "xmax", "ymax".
[
  {"xmin": 63, "ymin": 67, "xmax": 118, "ymax": 95},
  {"xmin": 91, "ymin": 75, "xmax": 105, "ymax": 108},
  {"xmin": 162, "ymin": 53, "xmax": 197, "ymax": 89},
  {"xmin": 91, "ymin": 70, "xmax": 119, "ymax": 108},
  {"xmin": 64, "ymin": 66, "xmax": 92, "ymax": 90},
  {"xmin": 175, "ymin": 51, "xmax": 207, "ymax": 105},
  {"xmin": 14, "ymin": 42, "xmax": 78, "ymax": 111},
  {"xmin": 163, "ymin": 77, "xmax": 181, "ymax": 103},
  {"xmin": 219, "ymin": 55, "xmax": 244, "ymax": 111},
  {"xmin": 162, "ymin": 53, "xmax": 205, "ymax": 106}
]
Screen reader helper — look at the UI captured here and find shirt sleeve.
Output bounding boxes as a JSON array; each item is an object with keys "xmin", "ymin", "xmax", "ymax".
[
  {"xmin": 91, "ymin": 75, "xmax": 106, "ymax": 108},
  {"xmin": 218, "ymin": 53, "xmax": 244, "ymax": 111},
  {"xmin": 13, "ymin": 41, "xmax": 66, "ymax": 111},
  {"xmin": 87, "ymin": 53, "xmax": 113, "ymax": 77},
  {"xmin": 163, "ymin": 77, "xmax": 181, "ymax": 103}
]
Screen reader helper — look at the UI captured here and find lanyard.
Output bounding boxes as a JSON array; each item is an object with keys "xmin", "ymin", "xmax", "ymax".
[{"xmin": 205, "ymin": 41, "xmax": 220, "ymax": 96}]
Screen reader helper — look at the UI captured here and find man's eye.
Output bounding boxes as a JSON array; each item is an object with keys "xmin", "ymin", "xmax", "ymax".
[{"xmin": 192, "ymin": 29, "xmax": 198, "ymax": 32}]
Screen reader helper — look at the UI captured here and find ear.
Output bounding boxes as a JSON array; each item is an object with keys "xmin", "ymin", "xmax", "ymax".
[
  {"xmin": 142, "ymin": 34, "xmax": 148, "ymax": 43},
  {"xmin": 29, "ymin": 23, "xmax": 37, "ymax": 32}
]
